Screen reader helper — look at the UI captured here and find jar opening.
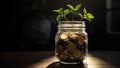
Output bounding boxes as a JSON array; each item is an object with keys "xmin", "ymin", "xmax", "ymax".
[
  {"xmin": 59, "ymin": 21, "xmax": 85, "ymax": 24},
  {"xmin": 58, "ymin": 21, "xmax": 85, "ymax": 28}
]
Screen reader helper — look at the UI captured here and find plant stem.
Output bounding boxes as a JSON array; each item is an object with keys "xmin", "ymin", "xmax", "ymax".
[
  {"xmin": 62, "ymin": 11, "xmax": 69, "ymax": 21},
  {"xmin": 63, "ymin": 15, "xmax": 69, "ymax": 21},
  {"xmin": 80, "ymin": 17, "xmax": 84, "ymax": 21},
  {"xmin": 72, "ymin": 13, "xmax": 75, "ymax": 21}
]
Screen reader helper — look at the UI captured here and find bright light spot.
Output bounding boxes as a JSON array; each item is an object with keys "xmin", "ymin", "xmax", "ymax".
[
  {"xmin": 28, "ymin": 56, "xmax": 58, "ymax": 68},
  {"xmin": 28, "ymin": 53, "xmax": 116, "ymax": 68},
  {"xmin": 84, "ymin": 54, "xmax": 116, "ymax": 68}
]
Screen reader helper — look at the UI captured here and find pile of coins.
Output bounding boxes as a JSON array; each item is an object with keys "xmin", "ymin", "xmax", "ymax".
[{"xmin": 56, "ymin": 32, "xmax": 87, "ymax": 63}]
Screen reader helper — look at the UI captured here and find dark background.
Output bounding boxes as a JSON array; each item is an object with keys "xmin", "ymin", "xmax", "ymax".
[{"xmin": 6, "ymin": 0, "xmax": 120, "ymax": 51}]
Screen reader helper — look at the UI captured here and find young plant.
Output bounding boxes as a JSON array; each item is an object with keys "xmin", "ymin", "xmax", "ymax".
[{"xmin": 53, "ymin": 4, "xmax": 94, "ymax": 22}]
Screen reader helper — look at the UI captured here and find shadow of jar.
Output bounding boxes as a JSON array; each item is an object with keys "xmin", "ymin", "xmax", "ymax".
[{"xmin": 47, "ymin": 61, "xmax": 88, "ymax": 68}]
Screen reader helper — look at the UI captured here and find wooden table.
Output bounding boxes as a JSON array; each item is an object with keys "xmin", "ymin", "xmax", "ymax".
[{"xmin": 0, "ymin": 51, "xmax": 120, "ymax": 68}]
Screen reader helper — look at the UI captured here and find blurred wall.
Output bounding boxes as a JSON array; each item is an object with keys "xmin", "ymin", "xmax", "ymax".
[{"xmin": 6, "ymin": 0, "xmax": 120, "ymax": 51}]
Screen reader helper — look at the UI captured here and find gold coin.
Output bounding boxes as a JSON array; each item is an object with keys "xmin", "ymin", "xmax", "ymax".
[
  {"xmin": 77, "ymin": 35, "xmax": 84, "ymax": 45},
  {"xmin": 79, "ymin": 53, "xmax": 85, "ymax": 60},
  {"xmin": 69, "ymin": 32, "xmax": 78, "ymax": 40},
  {"xmin": 57, "ymin": 45, "xmax": 63, "ymax": 53},
  {"xmin": 60, "ymin": 32, "xmax": 68, "ymax": 40},
  {"xmin": 59, "ymin": 51, "xmax": 69, "ymax": 59},
  {"xmin": 73, "ymin": 49, "xmax": 81, "ymax": 58},
  {"xmin": 67, "ymin": 42, "xmax": 76, "ymax": 53}
]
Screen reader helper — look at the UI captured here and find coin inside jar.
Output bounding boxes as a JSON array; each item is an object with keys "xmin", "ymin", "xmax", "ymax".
[
  {"xmin": 60, "ymin": 32, "xmax": 68, "ymax": 40},
  {"xmin": 59, "ymin": 51, "xmax": 69, "ymax": 60},
  {"xmin": 77, "ymin": 35, "xmax": 84, "ymax": 45},
  {"xmin": 69, "ymin": 32, "xmax": 78, "ymax": 40},
  {"xmin": 73, "ymin": 49, "xmax": 81, "ymax": 58},
  {"xmin": 67, "ymin": 42, "xmax": 76, "ymax": 53},
  {"xmin": 79, "ymin": 53, "xmax": 85, "ymax": 60}
]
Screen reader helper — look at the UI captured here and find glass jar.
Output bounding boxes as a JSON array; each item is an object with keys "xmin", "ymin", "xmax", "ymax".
[{"xmin": 55, "ymin": 21, "xmax": 88, "ymax": 64}]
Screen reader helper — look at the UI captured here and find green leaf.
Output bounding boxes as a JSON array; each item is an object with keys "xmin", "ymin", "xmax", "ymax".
[
  {"xmin": 67, "ymin": 4, "xmax": 75, "ymax": 11},
  {"xmin": 64, "ymin": 9, "xmax": 70, "ymax": 16},
  {"xmin": 53, "ymin": 8, "xmax": 63, "ymax": 14},
  {"xmin": 53, "ymin": 3, "xmax": 95, "ymax": 22},
  {"xmin": 83, "ymin": 8, "xmax": 87, "ymax": 14},
  {"xmin": 87, "ymin": 13, "xmax": 95, "ymax": 19},
  {"xmin": 75, "ymin": 4, "xmax": 81, "ymax": 11},
  {"xmin": 70, "ymin": 9, "xmax": 74, "ymax": 13},
  {"xmin": 86, "ymin": 18, "xmax": 92, "ymax": 22},
  {"xmin": 85, "ymin": 13, "xmax": 95, "ymax": 22},
  {"xmin": 56, "ymin": 15, "xmax": 62, "ymax": 21},
  {"xmin": 77, "ymin": 12, "xmax": 83, "ymax": 18},
  {"xmin": 83, "ymin": 14, "xmax": 87, "ymax": 19},
  {"xmin": 59, "ymin": 8, "xmax": 63, "ymax": 12}
]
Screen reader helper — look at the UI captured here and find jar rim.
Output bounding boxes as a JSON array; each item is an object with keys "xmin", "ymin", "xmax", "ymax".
[
  {"xmin": 58, "ymin": 21, "xmax": 85, "ymax": 28},
  {"xmin": 59, "ymin": 21, "xmax": 85, "ymax": 24},
  {"xmin": 59, "ymin": 21, "xmax": 84, "ymax": 22}
]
